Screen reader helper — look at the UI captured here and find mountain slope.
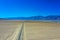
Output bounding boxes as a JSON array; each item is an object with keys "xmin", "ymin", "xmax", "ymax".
[{"xmin": 1, "ymin": 15, "xmax": 60, "ymax": 20}]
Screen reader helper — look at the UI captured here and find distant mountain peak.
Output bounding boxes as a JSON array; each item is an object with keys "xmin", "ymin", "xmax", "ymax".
[{"xmin": 0, "ymin": 15, "xmax": 60, "ymax": 20}]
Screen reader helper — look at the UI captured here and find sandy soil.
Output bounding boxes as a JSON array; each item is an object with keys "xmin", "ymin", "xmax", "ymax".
[
  {"xmin": 0, "ymin": 20, "xmax": 22, "ymax": 40},
  {"xmin": 24, "ymin": 21, "xmax": 60, "ymax": 40},
  {"xmin": 0, "ymin": 20, "xmax": 60, "ymax": 40}
]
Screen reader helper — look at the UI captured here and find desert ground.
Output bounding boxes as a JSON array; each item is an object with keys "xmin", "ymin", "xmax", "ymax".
[
  {"xmin": 0, "ymin": 20, "xmax": 60, "ymax": 40},
  {"xmin": 0, "ymin": 20, "xmax": 23, "ymax": 40},
  {"xmin": 24, "ymin": 21, "xmax": 60, "ymax": 40}
]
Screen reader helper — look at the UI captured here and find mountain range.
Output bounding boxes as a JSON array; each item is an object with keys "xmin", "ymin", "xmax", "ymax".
[{"xmin": 0, "ymin": 15, "xmax": 60, "ymax": 20}]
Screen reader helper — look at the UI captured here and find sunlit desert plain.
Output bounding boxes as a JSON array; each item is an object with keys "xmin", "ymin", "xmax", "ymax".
[
  {"xmin": 0, "ymin": 20, "xmax": 60, "ymax": 40},
  {"xmin": 24, "ymin": 21, "xmax": 60, "ymax": 40},
  {"xmin": 0, "ymin": 20, "xmax": 23, "ymax": 40}
]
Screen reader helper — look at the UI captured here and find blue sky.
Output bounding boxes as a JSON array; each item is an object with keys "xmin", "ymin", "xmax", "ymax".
[{"xmin": 0, "ymin": 0, "xmax": 60, "ymax": 18}]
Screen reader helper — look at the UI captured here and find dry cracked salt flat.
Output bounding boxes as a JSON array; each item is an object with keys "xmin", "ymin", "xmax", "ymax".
[{"xmin": 0, "ymin": 20, "xmax": 60, "ymax": 40}]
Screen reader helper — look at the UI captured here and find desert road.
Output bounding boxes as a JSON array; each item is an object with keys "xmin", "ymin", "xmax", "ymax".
[{"xmin": 0, "ymin": 20, "xmax": 60, "ymax": 40}]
